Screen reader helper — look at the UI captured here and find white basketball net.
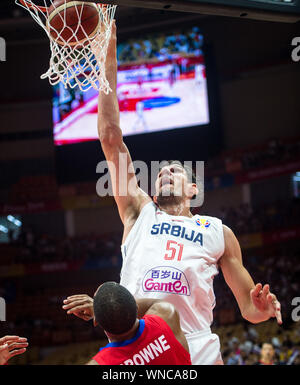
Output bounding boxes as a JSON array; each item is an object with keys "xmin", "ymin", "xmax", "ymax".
[{"xmin": 15, "ymin": 0, "xmax": 117, "ymax": 93}]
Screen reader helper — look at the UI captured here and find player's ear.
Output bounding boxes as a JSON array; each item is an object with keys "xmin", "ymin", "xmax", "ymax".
[
  {"xmin": 187, "ymin": 183, "xmax": 198, "ymax": 199},
  {"xmin": 153, "ymin": 195, "xmax": 158, "ymax": 204},
  {"xmin": 93, "ymin": 317, "xmax": 98, "ymax": 327}
]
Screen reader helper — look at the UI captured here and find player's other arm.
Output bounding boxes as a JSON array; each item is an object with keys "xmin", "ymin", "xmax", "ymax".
[
  {"xmin": 98, "ymin": 22, "xmax": 151, "ymax": 226},
  {"xmin": 0, "ymin": 336, "xmax": 28, "ymax": 365},
  {"xmin": 86, "ymin": 359, "xmax": 99, "ymax": 365},
  {"xmin": 136, "ymin": 298, "xmax": 189, "ymax": 353},
  {"xmin": 219, "ymin": 225, "xmax": 282, "ymax": 325}
]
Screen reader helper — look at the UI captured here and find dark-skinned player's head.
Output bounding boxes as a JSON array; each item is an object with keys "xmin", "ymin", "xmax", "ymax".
[
  {"xmin": 93, "ymin": 282, "xmax": 137, "ymax": 335},
  {"xmin": 154, "ymin": 160, "xmax": 198, "ymax": 208}
]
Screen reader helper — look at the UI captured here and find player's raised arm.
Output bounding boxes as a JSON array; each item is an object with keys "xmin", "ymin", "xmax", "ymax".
[
  {"xmin": 219, "ymin": 225, "xmax": 282, "ymax": 325},
  {"xmin": 97, "ymin": 21, "xmax": 151, "ymax": 226}
]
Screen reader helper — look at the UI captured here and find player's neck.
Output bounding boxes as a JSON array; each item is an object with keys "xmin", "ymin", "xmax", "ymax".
[
  {"xmin": 106, "ymin": 319, "xmax": 140, "ymax": 343},
  {"xmin": 158, "ymin": 203, "xmax": 193, "ymax": 218}
]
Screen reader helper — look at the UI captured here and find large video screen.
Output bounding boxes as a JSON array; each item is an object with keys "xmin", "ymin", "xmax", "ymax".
[{"xmin": 52, "ymin": 26, "xmax": 210, "ymax": 146}]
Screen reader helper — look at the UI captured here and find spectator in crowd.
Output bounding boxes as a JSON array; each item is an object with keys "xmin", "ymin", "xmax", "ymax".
[{"xmin": 254, "ymin": 342, "xmax": 277, "ymax": 365}]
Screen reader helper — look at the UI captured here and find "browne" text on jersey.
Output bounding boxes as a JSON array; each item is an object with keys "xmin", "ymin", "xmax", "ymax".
[{"xmin": 121, "ymin": 334, "xmax": 170, "ymax": 365}]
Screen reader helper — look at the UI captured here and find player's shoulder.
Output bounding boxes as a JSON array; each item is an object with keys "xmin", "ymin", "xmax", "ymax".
[
  {"xmin": 127, "ymin": 199, "xmax": 155, "ymax": 225},
  {"xmin": 194, "ymin": 214, "xmax": 219, "ymax": 220},
  {"xmin": 144, "ymin": 303, "xmax": 178, "ymax": 327},
  {"xmin": 193, "ymin": 213, "xmax": 223, "ymax": 228},
  {"xmin": 143, "ymin": 308, "xmax": 183, "ymax": 344},
  {"xmin": 143, "ymin": 311, "xmax": 166, "ymax": 324}
]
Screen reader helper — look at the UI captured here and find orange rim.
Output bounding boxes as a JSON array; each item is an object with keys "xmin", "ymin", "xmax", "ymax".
[{"xmin": 19, "ymin": 0, "xmax": 48, "ymax": 13}]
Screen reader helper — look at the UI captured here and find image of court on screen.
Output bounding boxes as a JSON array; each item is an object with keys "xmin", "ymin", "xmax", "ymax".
[{"xmin": 52, "ymin": 26, "xmax": 210, "ymax": 146}]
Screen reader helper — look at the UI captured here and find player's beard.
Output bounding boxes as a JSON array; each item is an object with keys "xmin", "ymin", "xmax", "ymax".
[{"xmin": 156, "ymin": 191, "xmax": 183, "ymax": 208}]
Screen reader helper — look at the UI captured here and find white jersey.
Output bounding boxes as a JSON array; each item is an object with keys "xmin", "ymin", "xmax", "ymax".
[{"xmin": 120, "ymin": 202, "xmax": 225, "ymax": 335}]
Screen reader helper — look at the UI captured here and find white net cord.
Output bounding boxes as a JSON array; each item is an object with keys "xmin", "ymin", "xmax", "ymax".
[{"xmin": 15, "ymin": 0, "xmax": 117, "ymax": 93}]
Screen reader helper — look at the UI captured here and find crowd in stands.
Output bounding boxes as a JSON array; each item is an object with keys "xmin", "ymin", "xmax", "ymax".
[
  {"xmin": 213, "ymin": 198, "xmax": 300, "ymax": 235},
  {"xmin": 7, "ymin": 227, "xmax": 122, "ymax": 266},
  {"xmin": 0, "ymin": 281, "xmax": 104, "ymax": 351},
  {"xmin": 117, "ymin": 26, "xmax": 203, "ymax": 64},
  {"xmin": 217, "ymin": 322, "xmax": 300, "ymax": 365},
  {"xmin": 238, "ymin": 137, "xmax": 300, "ymax": 171},
  {"xmin": 206, "ymin": 137, "xmax": 300, "ymax": 177}
]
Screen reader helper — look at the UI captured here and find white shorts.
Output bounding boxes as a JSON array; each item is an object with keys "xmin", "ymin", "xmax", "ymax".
[{"xmin": 186, "ymin": 328, "xmax": 223, "ymax": 365}]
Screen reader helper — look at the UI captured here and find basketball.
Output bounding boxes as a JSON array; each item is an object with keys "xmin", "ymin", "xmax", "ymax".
[{"xmin": 47, "ymin": 0, "xmax": 101, "ymax": 46}]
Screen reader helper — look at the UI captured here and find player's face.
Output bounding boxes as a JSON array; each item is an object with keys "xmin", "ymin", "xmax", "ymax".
[{"xmin": 155, "ymin": 164, "xmax": 189, "ymax": 200}]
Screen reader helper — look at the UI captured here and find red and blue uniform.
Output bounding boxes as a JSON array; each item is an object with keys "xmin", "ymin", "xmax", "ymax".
[{"xmin": 93, "ymin": 314, "xmax": 191, "ymax": 365}]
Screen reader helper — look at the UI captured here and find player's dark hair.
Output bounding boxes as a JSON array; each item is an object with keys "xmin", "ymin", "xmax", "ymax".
[{"xmin": 93, "ymin": 282, "xmax": 137, "ymax": 335}]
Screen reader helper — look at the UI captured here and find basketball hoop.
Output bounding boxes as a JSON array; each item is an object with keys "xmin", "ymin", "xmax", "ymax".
[{"xmin": 15, "ymin": 0, "xmax": 117, "ymax": 93}]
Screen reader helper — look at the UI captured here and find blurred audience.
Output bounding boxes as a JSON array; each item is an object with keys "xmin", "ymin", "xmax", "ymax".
[
  {"xmin": 212, "ymin": 199, "xmax": 300, "ymax": 235},
  {"xmin": 9, "ymin": 230, "xmax": 122, "ymax": 265},
  {"xmin": 117, "ymin": 26, "xmax": 203, "ymax": 64},
  {"xmin": 221, "ymin": 329, "xmax": 300, "ymax": 366},
  {"xmin": 206, "ymin": 137, "xmax": 300, "ymax": 177}
]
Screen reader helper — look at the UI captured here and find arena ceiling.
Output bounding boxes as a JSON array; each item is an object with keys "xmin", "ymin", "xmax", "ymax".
[
  {"xmin": 0, "ymin": 1, "xmax": 209, "ymax": 42},
  {"xmin": 3, "ymin": 0, "xmax": 299, "ymax": 42}
]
